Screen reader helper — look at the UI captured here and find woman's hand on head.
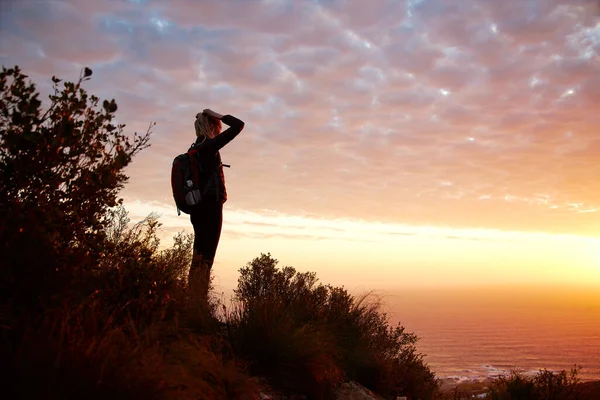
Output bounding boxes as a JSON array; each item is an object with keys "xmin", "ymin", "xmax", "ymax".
[{"xmin": 203, "ymin": 109, "xmax": 223, "ymax": 120}]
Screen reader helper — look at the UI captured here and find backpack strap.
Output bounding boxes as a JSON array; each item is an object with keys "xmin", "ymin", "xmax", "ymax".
[
  {"xmin": 189, "ymin": 145, "xmax": 218, "ymax": 202},
  {"xmin": 188, "ymin": 150, "xmax": 202, "ymax": 188}
]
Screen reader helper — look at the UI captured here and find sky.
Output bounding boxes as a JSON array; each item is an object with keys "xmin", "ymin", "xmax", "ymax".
[{"xmin": 1, "ymin": 0, "xmax": 600, "ymax": 291}]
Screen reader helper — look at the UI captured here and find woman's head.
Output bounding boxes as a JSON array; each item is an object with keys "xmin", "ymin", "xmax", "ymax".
[{"xmin": 195, "ymin": 112, "xmax": 222, "ymax": 139}]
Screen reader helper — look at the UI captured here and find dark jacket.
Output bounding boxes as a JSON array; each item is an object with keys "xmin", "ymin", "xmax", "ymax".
[{"xmin": 192, "ymin": 114, "xmax": 244, "ymax": 204}]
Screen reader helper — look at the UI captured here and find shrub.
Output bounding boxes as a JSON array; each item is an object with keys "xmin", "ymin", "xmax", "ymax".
[
  {"xmin": 533, "ymin": 367, "xmax": 581, "ymax": 400},
  {"xmin": 0, "ymin": 65, "xmax": 151, "ymax": 311},
  {"xmin": 227, "ymin": 295, "xmax": 343, "ymax": 399},
  {"xmin": 227, "ymin": 254, "xmax": 345, "ymax": 398},
  {"xmin": 91, "ymin": 207, "xmax": 191, "ymax": 326},
  {"xmin": 488, "ymin": 367, "xmax": 581, "ymax": 400},
  {"xmin": 228, "ymin": 253, "xmax": 439, "ymax": 399}
]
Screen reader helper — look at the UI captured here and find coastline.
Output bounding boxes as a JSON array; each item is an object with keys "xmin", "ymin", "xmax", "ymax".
[
  {"xmin": 439, "ymin": 377, "xmax": 600, "ymax": 398},
  {"xmin": 439, "ymin": 378, "xmax": 492, "ymax": 396}
]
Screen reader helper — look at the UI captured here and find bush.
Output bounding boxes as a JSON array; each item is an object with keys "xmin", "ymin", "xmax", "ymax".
[
  {"xmin": 227, "ymin": 254, "xmax": 343, "ymax": 399},
  {"xmin": 91, "ymin": 207, "xmax": 191, "ymax": 326},
  {"xmin": 227, "ymin": 253, "xmax": 440, "ymax": 399},
  {"xmin": 0, "ymin": 65, "xmax": 151, "ymax": 311},
  {"xmin": 488, "ymin": 367, "xmax": 581, "ymax": 400}
]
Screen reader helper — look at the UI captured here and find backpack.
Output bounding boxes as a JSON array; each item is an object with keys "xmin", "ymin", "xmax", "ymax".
[{"xmin": 171, "ymin": 144, "xmax": 212, "ymax": 215}]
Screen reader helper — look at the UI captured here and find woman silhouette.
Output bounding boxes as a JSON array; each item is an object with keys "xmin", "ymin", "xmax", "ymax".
[{"xmin": 189, "ymin": 109, "xmax": 244, "ymax": 300}]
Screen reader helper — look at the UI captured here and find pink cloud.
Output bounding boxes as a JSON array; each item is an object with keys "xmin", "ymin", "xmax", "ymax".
[{"xmin": 1, "ymin": 0, "xmax": 599, "ymax": 235}]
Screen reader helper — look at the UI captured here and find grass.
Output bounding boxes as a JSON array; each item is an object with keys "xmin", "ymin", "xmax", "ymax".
[
  {"xmin": 2, "ymin": 209, "xmax": 595, "ymax": 400},
  {"xmin": 1, "ymin": 209, "xmax": 440, "ymax": 399},
  {"xmin": 226, "ymin": 296, "xmax": 345, "ymax": 398},
  {"xmin": 4, "ymin": 278, "xmax": 262, "ymax": 400}
]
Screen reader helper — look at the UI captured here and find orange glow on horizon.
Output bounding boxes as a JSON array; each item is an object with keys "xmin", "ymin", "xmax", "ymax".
[{"xmin": 123, "ymin": 199, "xmax": 600, "ymax": 293}]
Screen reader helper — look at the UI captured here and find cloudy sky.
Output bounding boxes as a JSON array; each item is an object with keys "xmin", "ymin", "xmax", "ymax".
[{"xmin": 2, "ymin": 0, "xmax": 599, "ymax": 290}]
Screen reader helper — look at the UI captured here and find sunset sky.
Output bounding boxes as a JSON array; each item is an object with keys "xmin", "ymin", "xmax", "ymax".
[{"xmin": 2, "ymin": 0, "xmax": 599, "ymax": 291}]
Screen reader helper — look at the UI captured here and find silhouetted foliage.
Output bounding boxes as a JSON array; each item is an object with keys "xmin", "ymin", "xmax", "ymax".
[
  {"xmin": 488, "ymin": 367, "xmax": 582, "ymax": 400},
  {"xmin": 228, "ymin": 254, "xmax": 343, "ymax": 399},
  {"xmin": 228, "ymin": 253, "xmax": 440, "ymax": 399},
  {"xmin": 0, "ymin": 65, "xmax": 152, "ymax": 311},
  {"xmin": 0, "ymin": 66, "xmax": 260, "ymax": 400},
  {"xmin": 3, "ymin": 201, "xmax": 259, "ymax": 399},
  {"xmin": 3, "ymin": 65, "xmax": 589, "ymax": 400}
]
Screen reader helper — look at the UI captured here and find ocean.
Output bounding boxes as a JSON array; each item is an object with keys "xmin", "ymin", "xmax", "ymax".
[{"xmin": 381, "ymin": 285, "xmax": 600, "ymax": 383}]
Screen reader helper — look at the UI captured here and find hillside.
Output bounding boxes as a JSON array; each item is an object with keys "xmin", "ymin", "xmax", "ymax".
[{"xmin": 1, "ymin": 66, "xmax": 596, "ymax": 400}]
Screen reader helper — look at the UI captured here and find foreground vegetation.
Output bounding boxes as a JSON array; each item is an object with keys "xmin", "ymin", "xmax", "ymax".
[
  {"xmin": 2, "ymin": 66, "xmax": 597, "ymax": 400},
  {"xmin": 442, "ymin": 367, "xmax": 600, "ymax": 400},
  {"xmin": 0, "ymin": 66, "xmax": 438, "ymax": 399},
  {"xmin": 487, "ymin": 367, "xmax": 582, "ymax": 400}
]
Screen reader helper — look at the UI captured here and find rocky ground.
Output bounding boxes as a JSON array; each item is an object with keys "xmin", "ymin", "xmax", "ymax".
[{"xmin": 259, "ymin": 381, "xmax": 386, "ymax": 400}]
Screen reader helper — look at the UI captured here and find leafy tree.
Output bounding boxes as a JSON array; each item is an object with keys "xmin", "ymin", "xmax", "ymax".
[{"xmin": 0, "ymin": 65, "xmax": 152, "ymax": 310}]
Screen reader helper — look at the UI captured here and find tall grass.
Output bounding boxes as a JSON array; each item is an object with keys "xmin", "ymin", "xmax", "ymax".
[
  {"xmin": 226, "ymin": 296, "xmax": 344, "ymax": 399},
  {"xmin": 3, "ymin": 207, "xmax": 440, "ymax": 399},
  {"xmin": 2, "ymin": 207, "xmax": 261, "ymax": 400}
]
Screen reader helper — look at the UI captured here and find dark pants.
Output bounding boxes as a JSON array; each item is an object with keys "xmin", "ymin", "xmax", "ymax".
[{"xmin": 190, "ymin": 200, "xmax": 223, "ymax": 266}]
